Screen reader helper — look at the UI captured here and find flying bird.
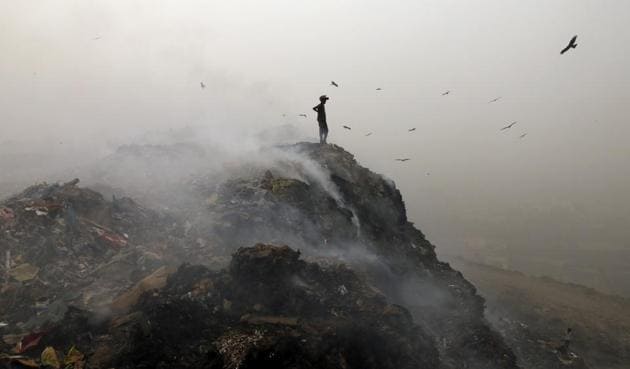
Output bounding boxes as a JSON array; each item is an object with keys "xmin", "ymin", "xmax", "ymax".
[
  {"xmin": 376, "ymin": 87, "xmax": 383, "ymax": 91},
  {"xmin": 342, "ymin": 125, "xmax": 352, "ymax": 130},
  {"xmin": 200, "ymin": 82, "xmax": 205, "ymax": 89},
  {"xmin": 92, "ymin": 36, "xmax": 101, "ymax": 40},
  {"xmin": 331, "ymin": 81, "xmax": 339, "ymax": 87},
  {"xmin": 408, "ymin": 128, "xmax": 416, "ymax": 132},
  {"xmin": 298, "ymin": 114, "xmax": 307, "ymax": 118},
  {"xmin": 488, "ymin": 97, "xmax": 502, "ymax": 103},
  {"xmin": 442, "ymin": 90, "xmax": 450, "ymax": 96},
  {"xmin": 365, "ymin": 132, "xmax": 372, "ymax": 136},
  {"xmin": 500, "ymin": 121, "xmax": 518, "ymax": 131},
  {"xmin": 560, "ymin": 35, "xmax": 578, "ymax": 55},
  {"xmin": 519, "ymin": 133, "xmax": 528, "ymax": 139},
  {"xmin": 395, "ymin": 158, "xmax": 411, "ymax": 162}
]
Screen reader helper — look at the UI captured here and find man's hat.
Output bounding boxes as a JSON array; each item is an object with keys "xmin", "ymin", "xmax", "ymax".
[{"xmin": 319, "ymin": 95, "xmax": 329, "ymax": 101}]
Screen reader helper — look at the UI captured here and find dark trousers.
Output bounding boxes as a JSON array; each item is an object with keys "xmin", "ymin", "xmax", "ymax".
[{"xmin": 319, "ymin": 121, "xmax": 328, "ymax": 144}]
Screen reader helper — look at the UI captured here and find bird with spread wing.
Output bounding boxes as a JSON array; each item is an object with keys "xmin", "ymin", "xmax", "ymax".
[
  {"xmin": 561, "ymin": 35, "xmax": 578, "ymax": 55},
  {"xmin": 500, "ymin": 121, "xmax": 518, "ymax": 131}
]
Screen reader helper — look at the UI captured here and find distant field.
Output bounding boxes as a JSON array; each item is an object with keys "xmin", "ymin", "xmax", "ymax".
[
  {"xmin": 450, "ymin": 258, "xmax": 630, "ymax": 369},
  {"xmin": 441, "ymin": 247, "xmax": 630, "ymax": 298}
]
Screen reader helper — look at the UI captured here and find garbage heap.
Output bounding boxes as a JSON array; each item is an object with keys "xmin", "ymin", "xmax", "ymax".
[
  {"xmin": 1, "ymin": 244, "xmax": 440, "ymax": 369},
  {"xmin": 0, "ymin": 179, "xmax": 181, "ymax": 336},
  {"xmin": 0, "ymin": 142, "xmax": 521, "ymax": 369},
  {"xmin": 194, "ymin": 143, "xmax": 517, "ymax": 369}
]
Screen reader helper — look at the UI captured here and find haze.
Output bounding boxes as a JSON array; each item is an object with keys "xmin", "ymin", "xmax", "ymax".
[{"xmin": 1, "ymin": 1, "xmax": 629, "ymax": 294}]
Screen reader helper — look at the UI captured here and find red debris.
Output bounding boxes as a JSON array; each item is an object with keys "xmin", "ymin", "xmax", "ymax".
[
  {"xmin": 0, "ymin": 207, "xmax": 14, "ymax": 222},
  {"xmin": 100, "ymin": 232, "xmax": 128, "ymax": 249},
  {"xmin": 15, "ymin": 331, "xmax": 45, "ymax": 353}
]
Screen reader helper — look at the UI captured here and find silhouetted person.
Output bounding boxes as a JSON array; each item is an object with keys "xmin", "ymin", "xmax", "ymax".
[
  {"xmin": 557, "ymin": 327, "xmax": 573, "ymax": 355},
  {"xmin": 313, "ymin": 95, "xmax": 329, "ymax": 144}
]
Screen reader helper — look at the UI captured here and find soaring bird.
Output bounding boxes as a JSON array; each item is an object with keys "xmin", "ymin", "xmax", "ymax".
[
  {"xmin": 500, "ymin": 121, "xmax": 518, "ymax": 131},
  {"xmin": 408, "ymin": 128, "xmax": 416, "ymax": 132},
  {"xmin": 92, "ymin": 36, "xmax": 102, "ymax": 40},
  {"xmin": 376, "ymin": 87, "xmax": 383, "ymax": 91},
  {"xmin": 519, "ymin": 133, "xmax": 528, "ymax": 139},
  {"xmin": 365, "ymin": 132, "xmax": 372, "ymax": 136},
  {"xmin": 342, "ymin": 125, "xmax": 351, "ymax": 130},
  {"xmin": 200, "ymin": 82, "xmax": 206, "ymax": 89},
  {"xmin": 488, "ymin": 97, "xmax": 502, "ymax": 103},
  {"xmin": 395, "ymin": 158, "xmax": 411, "ymax": 162},
  {"xmin": 560, "ymin": 35, "xmax": 578, "ymax": 55},
  {"xmin": 298, "ymin": 114, "xmax": 307, "ymax": 118},
  {"xmin": 331, "ymin": 81, "xmax": 339, "ymax": 87},
  {"xmin": 442, "ymin": 90, "xmax": 450, "ymax": 96}
]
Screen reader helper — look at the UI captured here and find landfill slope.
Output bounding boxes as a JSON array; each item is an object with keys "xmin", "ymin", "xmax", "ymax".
[
  {"xmin": 1, "ymin": 142, "xmax": 523, "ymax": 368},
  {"xmin": 451, "ymin": 258, "xmax": 628, "ymax": 369},
  {"xmin": 93, "ymin": 244, "xmax": 439, "ymax": 369},
  {"xmin": 194, "ymin": 143, "xmax": 518, "ymax": 369},
  {"xmin": 0, "ymin": 180, "xmax": 184, "ymax": 328}
]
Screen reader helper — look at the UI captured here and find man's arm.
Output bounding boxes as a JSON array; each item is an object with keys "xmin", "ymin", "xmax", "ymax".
[{"xmin": 313, "ymin": 104, "xmax": 319, "ymax": 112}]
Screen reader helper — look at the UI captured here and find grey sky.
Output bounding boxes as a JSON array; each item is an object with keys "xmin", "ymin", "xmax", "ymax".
[{"xmin": 1, "ymin": 1, "xmax": 629, "ymax": 255}]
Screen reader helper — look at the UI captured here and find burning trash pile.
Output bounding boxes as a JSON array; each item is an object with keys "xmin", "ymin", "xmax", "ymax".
[
  {"xmin": 1, "ymin": 244, "xmax": 439, "ymax": 369},
  {"xmin": 0, "ymin": 142, "xmax": 523, "ymax": 369}
]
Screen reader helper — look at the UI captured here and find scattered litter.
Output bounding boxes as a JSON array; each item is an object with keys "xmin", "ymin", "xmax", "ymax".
[
  {"xmin": 8, "ymin": 263, "xmax": 40, "ymax": 282},
  {"xmin": 15, "ymin": 331, "xmax": 45, "ymax": 353},
  {"xmin": 111, "ymin": 266, "xmax": 175, "ymax": 312},
  {"xmin": 41, "ymin": 346, "xmax": 60, "ymax": 369},
  {"xmin": 93, "ymin": 227, "xmax": 128, "ymax": 248},
  {"xmin": 0, "ymin": 355, "xmax": 39, "ymax": 368},
  {"xmin": 64, "ymin": 346, "xmax": 85, "ymax": 369},
  {"xmin": 0, "ymin": 207, "xmax": 14, "ymax": 222}
]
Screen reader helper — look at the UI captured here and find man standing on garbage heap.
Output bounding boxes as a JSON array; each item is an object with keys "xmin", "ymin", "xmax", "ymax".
[{"xmin": 313, "ymin": 95, "xmax": 329, "ymax": 144}]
